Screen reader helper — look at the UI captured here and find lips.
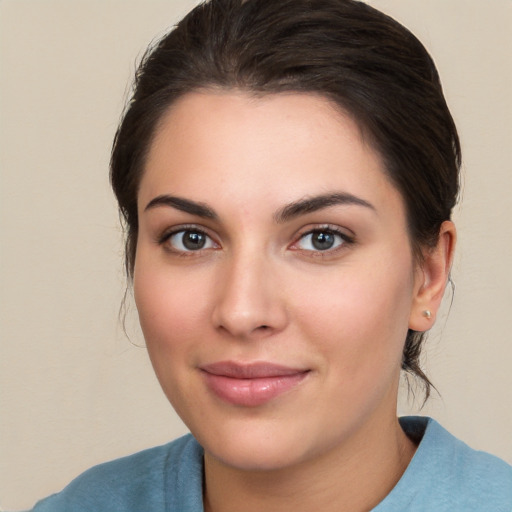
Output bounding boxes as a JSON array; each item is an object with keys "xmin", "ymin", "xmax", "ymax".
[{"xmin": 200, "ymin": 361, "xmax": 310, "ymax": 407}]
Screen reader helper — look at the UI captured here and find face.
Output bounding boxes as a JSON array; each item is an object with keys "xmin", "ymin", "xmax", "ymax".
[{"xmin": 134, "ymin": 91, "xmax": 421, "ymax": 471}]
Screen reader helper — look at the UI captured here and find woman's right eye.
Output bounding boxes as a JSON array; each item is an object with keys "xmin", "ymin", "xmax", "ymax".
[{"xmin": 163, "ymin": 229, "xmax": 217, "ymax": 252}]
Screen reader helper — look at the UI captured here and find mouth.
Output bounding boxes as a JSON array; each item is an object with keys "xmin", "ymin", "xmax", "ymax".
[{"xmin": 200, "ymin": 361, "xmax": 310, "ymax": 407}]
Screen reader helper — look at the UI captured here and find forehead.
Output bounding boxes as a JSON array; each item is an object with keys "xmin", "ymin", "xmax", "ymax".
[{"xmin": 139, "ymin": 91, "xmax": 403, "ymax": 220}]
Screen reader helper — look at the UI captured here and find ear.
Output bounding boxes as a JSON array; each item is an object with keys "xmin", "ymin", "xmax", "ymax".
[{"xmin": 409, "ymin": 221, "xmax": 457, "ymax": 332}]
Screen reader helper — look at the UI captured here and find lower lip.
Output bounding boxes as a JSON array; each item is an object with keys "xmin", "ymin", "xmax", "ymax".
[{"xmin": 202, "ymin": 371, "xmax": 309, "ymax": 407}]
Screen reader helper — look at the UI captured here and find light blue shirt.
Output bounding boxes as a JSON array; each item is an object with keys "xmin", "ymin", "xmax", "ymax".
[{"xmin": 28, "ymin": 417, "xmax": 512, "ymax": 511}]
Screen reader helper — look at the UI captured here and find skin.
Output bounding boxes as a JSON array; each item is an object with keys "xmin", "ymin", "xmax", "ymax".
[{"xmin": 134, "ymin": 91, "xmax": 455, "ymax": 512}]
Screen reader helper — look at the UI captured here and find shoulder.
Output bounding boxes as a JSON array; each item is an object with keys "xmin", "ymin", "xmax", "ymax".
[
  {"xmin": 29, "ymin": 434, "xmax": 203, "ymax": 512},
  {"xmin": 377, "ymin": 416, "xmax": 512, "ymax": 511},
  {"xmin": 429, "ymin": 419, "xmax": 512, "ymax": 507},
  {"xmin": 415, "ymin": 417, "xmax": 512, "ymax": 486}
]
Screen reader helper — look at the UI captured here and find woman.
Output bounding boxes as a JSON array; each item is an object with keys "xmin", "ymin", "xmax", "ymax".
[{"xmin": 28, "ymin": 0, "xmax": 512, "ymax": 510}]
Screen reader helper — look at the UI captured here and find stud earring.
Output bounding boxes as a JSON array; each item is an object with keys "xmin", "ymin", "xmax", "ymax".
[{"xmin": 422, "ymin": 310, "xmax": 432, "ymax": 319}]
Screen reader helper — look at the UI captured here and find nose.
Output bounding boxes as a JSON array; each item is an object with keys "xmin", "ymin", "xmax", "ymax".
[{"xmin": 211, "ymin": 251, "xmax": 288, "ymax": 339}]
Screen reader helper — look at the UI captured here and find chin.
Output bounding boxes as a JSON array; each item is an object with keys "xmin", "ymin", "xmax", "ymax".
[
  {"xmin": 193, "ymin": 411, "xmax": 333, "ymax": 473},
  {"xmin": 206, "ymin": 436, "xmax": 307, "ymax": 472}
]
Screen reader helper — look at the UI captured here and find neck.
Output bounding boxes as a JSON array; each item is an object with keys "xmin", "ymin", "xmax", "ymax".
[{"xmin": 203, "ymin": 413, "xmax": 417, "ymax": 512}]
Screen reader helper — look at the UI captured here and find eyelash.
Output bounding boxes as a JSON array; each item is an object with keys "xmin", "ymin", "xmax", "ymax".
[
  {"xmin": 157, "ymin": 224, "xmax": 355, "ymax": 257},
  {"xmin": 158, "ymin": 225, "xmax": 218, "ymax": 256},
  {"xmin": 291, "ymin": 225, "xmax": 355, "ymax": 256}
]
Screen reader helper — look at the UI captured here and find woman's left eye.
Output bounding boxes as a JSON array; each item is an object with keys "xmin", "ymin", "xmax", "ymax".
[{"xmin": 295, "ymin": 229, "xmax": 349, "ymax": 252}]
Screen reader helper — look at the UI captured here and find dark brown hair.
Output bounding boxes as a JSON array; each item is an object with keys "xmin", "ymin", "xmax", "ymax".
[{"xmin": 110, "ymin": 0, "xmax": 460, "ymax": 397}]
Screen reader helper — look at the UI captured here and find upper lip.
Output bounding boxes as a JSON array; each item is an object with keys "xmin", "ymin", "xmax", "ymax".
[{"xmin": 200, "ymin": 361, "xmax": 309, "ymax": 379}]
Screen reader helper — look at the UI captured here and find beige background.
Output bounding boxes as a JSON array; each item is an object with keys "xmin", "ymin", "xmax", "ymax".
[{"xmin": 0, "ymin": 0, "xmax": 510, "ymax": 509}]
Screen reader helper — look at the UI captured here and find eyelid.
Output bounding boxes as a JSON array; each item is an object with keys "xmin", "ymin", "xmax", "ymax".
[
  {"xmin": 157, "ymin": 224, "xmax": 220, "ymax": 252},
  {"xmin": 155, "ymin": 223, "xmax": 354, "ymax": 256},
  {"xmin": 289, "ymin": 224, "xmax": 355, "ymax": 253},
  {"xmin": 158, "ymin": 224, "xmax": 205, "ymax": 243}
]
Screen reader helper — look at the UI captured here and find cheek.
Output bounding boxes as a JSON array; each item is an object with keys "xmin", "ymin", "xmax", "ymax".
[
  {"xmin": 291, "ymin": 254, "xmax": 414, "ymax": 378},
  {"xmin": 133, "ymin": 257, "xmax": 210, "ymax": 357},
  {"xmin": 132, "ymin": 257, "xmax": 214, "ymax": 420}
]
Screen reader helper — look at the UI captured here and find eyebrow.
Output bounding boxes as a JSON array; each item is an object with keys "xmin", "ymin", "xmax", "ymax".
[
  {"xmin": 144, "ymin": 195, "xmax": 218, "ymax": 219},
  {"xmin": 143, "ymin": 192, "xmax": 375, "ymax": 222},
  {"xmin": 273, "ymin": 192, "xmax": 375, "ymax": 223}
]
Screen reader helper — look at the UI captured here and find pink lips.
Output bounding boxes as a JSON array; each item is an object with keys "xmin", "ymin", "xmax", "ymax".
[{"xmin": 200, "ymin": 361, "xmax": 309, "ymax": 407}]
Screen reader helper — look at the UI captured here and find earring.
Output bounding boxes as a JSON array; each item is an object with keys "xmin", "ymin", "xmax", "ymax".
[{"xmin": 422, "ymin": 310, "xmax": 432, "ymax": 319}]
